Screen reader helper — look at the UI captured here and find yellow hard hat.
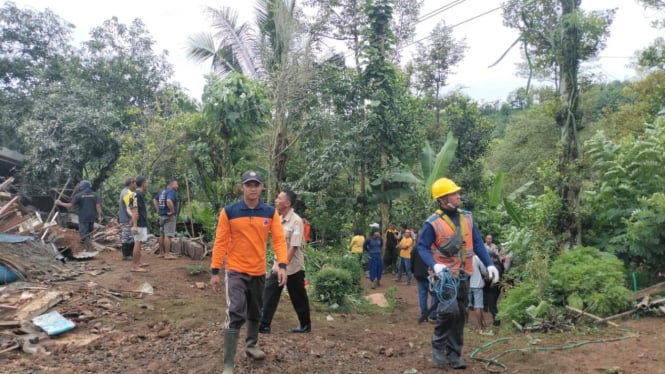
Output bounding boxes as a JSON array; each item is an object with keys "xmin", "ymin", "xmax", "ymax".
[{"xmin": 431, "ymin": 178, "xmax": 461, "ymax": 199}]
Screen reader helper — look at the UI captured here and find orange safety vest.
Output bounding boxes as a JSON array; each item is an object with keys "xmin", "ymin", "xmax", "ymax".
[{"xmin": 427, "ymin": 209, "xmax": 474, "ymax": 277}]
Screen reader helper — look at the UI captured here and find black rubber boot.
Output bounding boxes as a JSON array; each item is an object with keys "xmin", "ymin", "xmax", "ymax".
[
  {"xmin": 121, "ymin": 243, "xmax": 131, "ymax": 259},
  {"xmin": 449, "ymin": 356, "xmax": 467, "ymax": 369},
  {"xmin": 433, "ymin": 349, "xmax": 450, "ymax": 368}
]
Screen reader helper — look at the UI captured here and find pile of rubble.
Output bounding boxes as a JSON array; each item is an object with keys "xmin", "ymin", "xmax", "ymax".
[
  {"xmin": 0, "ymin": 177, "xmax": 57, "ymax": 236},
  {"xmin": 0, "ymin": 175, "xmax": 210, "ymax": 357}
]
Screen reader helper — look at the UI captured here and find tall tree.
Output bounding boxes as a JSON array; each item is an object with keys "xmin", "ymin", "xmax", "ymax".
[
  {"xmin": 0, "ymin": 1, "xmax": 73, "ymax": 150},
  {"xmin": 187, "ymin": 1, "xmax": 314, "ymax": 196},
  {"xmin": 409, "ymin": 21, "xmax": 466, "ymax": 127},
  {"xmin": 360, "ymin": 0, "xmax": 419, "ymax": 229},
  {"xmin": 189, "ymin": 73, "xmax": 271, "ymax": 209},
  {"xmin": 306, "ymin": 0, "xmax": 423, "ymax": 67},
  {"xmin": 503, "ymin": 0, "xmax": 614, "ymax": 245},
  {"xmin": 20, "ymin": 16, "xmax": 173, "ymax": 190}
]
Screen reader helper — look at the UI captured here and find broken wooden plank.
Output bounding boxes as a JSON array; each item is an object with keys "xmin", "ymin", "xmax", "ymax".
[
  {"xmin": 46, "ymin": 177, "xmax": 70, "ymax": 223},
  {"xmin": 0, "ymin": 320, "xmax": 21, "ymax": 327},
  {"xmin": 595, "ymin": 308, "xmax": 638, "ymax": 323},
  {"xmin": 0, "ymin": 196, "xmax": 18, "ymax": 217},
  {"xmin": 633, "ymin": 281, "xmax": 665, "ymax": 300},
  {"xmin": 565, "ymin": 305, "xmax": 619, "ymax": 327},
  {"xmin": 0, "ymin": 214, "xmax": 31, "ymax": 233},
  {"xmin": 0, "ymin": 177, "xmax": 15, "ymax": 191},
  {"xmin": 0, "ymin": 343, "xmax": 20, "ymax": 355},
  {"xmin": 14, "ymin": 291, "xmax": 64, "ymax": 321},
  {"xmin": 0, "ymin": 191, "xmax": 12, "ymax": 200}
]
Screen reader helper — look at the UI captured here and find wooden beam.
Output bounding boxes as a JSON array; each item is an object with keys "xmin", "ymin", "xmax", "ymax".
[
  {"xmin": 0, "ymin": 196, "xmax": 18, "ymax": 217},
  {"xmin": 0, "ymin": 176, "xmax": 14, "ymax": 191},
  {"xmin": 633, "ymin": 281, "xmax": 665, "ymax": 300},
  {"xmin": 46, "ymin": 178, "xmax": 71, "ymax": 223},
  {"xmin": 565, "ymin": 305, "xmax": 619, "ymax": 327}
]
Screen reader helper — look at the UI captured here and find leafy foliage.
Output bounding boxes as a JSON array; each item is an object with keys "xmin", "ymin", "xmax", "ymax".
[
  {"xmin": 0, "ymin": 2, "xmax": 73, "ymax": 150},
  {"xmin": 625, "ymin": 193, "xmax": 665, "ymax": 274},
  {"xmin": 189, "ymin": 73, "xmax": 270, "ymax": 209},
  {"xmin": 548, "ymin": 246, "xmax": 632, "ymax": 317},
  {"xmin": 584, "ymin": 120, "xmax": 665, "ymax": 272},
  {"xmin": 329, "ymin": 255, "xmax": 363, "ymax": 294},
  {"xmin": 312, "ymin": 267, "xmax": 354, "ymax": 306}
]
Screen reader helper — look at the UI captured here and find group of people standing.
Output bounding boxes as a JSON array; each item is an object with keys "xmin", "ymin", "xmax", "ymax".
[
  {"xmin": 349, "ymin": 178, "xmax": 509, "ymax": 370},
  {"xmin": 116, "ymin": 177, "xmax": 180, "ymax": 272},
  {"xmin": 55, "ymin": 171, "xmax": 507, "ymax": 371},
  {"xmin": 54, "ymin": 176, "xmax": 181, "ymax": 273}
]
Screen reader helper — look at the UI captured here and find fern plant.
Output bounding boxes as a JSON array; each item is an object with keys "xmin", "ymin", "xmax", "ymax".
[{"xmin": 584, "ymin": 120, "xmax": 665, "ymax": 273}]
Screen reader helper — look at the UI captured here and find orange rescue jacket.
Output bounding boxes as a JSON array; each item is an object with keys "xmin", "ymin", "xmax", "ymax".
[{"xmin": 427, "ymin": 209, "xmax": 474, "ymax": 277}]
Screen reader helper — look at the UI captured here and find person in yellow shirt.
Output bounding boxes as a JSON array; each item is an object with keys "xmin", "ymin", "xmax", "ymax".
[
  {"xmin": 350, "ymin": 228, "xmax": 365, "ymax": 263},
  {"xmin": 395, "ymin": 229, "xmax": 414, "ymax": 285}
]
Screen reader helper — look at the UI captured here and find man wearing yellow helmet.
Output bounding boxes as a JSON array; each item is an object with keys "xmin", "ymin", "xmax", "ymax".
[{"xmin": 416, "ymin": 177, "xmax": 498, "ymax": 370}]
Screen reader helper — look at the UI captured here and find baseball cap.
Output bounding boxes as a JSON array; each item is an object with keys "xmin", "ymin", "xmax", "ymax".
[{"xmin": 241, "ymin": 170, "xmax": 263, "ymax": 184}]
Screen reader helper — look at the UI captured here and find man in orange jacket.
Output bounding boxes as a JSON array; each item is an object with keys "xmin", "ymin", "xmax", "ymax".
[{"xmin": 210, "ymin": 171, "xmax": 288, "ymax": 374}]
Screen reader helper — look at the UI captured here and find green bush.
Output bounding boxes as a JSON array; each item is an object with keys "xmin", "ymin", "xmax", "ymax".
[
  {"xmin": 304, "ymin": 247, "xmax": 332, "ymax": 274},
  {"xmin": 312, "ymin": 267, "xmax": 354, "ymax": 306},
  {"xmin": 329, "ymin": 255, "xmax": 362, "ymax": 294},
  {"xmin": 498, "ymin": 281, "xmax": 544, "ymax": 327},
  {"xmin": 548, "ymin": 246, "xmax": 632, "ymax": 317}
]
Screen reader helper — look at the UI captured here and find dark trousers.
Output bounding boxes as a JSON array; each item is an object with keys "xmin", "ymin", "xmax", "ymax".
[
  {"xmin": 261, "ymin": 270, "xmax": 311, "ymax": 327},
  {"xmin": 432, "ymin": 279, "xmax": 469, "ymax": 360},
  {"xmin": 383, "ymin": 246, "xmax": 397, "ymax": 272},
  {"xmin": 79, "ymin": 221, "xmax": 95, "ymax": 242},
  {"xmin": 485, "ymin": 286, "xmax": 501, "ymax": 321},
  {"xmin": 225, "ymin": 270, "xmax": 265, "ymax": 329}
]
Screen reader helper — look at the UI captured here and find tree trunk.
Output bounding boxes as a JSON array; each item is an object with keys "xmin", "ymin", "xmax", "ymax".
[
  {"xmin": 557, "ymin": 0, "xmax": 582, "ymax": 246},
  {"xmin": 271, "ymin": 114, "xmax": 289, "ymax": 201}
]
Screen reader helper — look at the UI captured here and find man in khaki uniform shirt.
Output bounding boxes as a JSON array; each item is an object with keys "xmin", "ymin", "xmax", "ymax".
[{"xmin": 259, "ymin": 189, "xmax": 311, "ymax": 333}]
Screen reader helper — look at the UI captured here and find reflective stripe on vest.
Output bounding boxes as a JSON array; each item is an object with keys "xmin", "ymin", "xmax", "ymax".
[{"xmin": 427, "ymin": 210, "xmax": 474, "ymax": 276}]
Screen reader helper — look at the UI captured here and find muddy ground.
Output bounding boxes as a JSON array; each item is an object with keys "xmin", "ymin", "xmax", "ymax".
[{"xmin": 1, "ymin": 245, "xmax": 664, "ymax": 374}]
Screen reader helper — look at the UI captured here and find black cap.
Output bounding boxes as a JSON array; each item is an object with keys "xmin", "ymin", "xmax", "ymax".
[{"xmin": 241, "ymin": 170, "xmax": 263, "ymax": 184}]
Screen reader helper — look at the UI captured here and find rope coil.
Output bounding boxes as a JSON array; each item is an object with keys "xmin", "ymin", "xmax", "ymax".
[{"xmin": 428, "ymin": 268, "xmax": 459, "ymax": 308}]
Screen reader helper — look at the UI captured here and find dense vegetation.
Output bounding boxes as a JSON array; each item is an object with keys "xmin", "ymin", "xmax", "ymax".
[{"xmin": 3, "ymin": 0, "xmax": 665, "ymax": 326}]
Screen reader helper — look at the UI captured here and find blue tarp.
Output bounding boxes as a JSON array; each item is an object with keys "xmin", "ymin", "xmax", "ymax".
[
  {"xmin": 0, "ymin": 233, "xmax": 34, "ymax": 243},
  {"xmin": 0, "ymin": 265, "xmax": 18, "ymax": 284}
]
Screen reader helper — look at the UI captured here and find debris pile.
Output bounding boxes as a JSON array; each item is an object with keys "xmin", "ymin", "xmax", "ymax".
[{"xmin": 0, "ymin": 177, "xmax": 56, "ymax": 235}]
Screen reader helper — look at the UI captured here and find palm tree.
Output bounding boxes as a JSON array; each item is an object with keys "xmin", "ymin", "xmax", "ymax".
[
  {"xmin": 187, "ymin": 1, "xmax": 314, "ymax": 195},
  {"xmin": 186, "ymin": 7, "xmax": 262, "ymax": 79}
]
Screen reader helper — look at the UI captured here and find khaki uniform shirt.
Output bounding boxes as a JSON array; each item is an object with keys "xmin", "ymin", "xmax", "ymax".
[{"xmin": 273, "ymin": 208, "xmax": 305, "ymax": 275}]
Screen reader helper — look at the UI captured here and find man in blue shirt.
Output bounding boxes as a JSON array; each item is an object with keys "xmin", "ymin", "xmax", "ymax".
[
  {"xmin": 156, "ymin": 178, "xmax": 178, "ymax": 259},
  {"xmin": 55, "ymin": 180, "xmax": 102, "ymax": 251},
  {"xmin": 416, "ymin": 178, "xmax": 498, "ymax": 370}
]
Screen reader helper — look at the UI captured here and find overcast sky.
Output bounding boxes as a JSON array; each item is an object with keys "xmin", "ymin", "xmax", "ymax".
[{"xmin": 14, "ymin": 0, "xmax": 662, "ymax": 103}]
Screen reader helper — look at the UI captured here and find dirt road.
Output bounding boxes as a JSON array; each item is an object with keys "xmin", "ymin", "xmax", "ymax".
[{"xmin": 2, "ymin": 249, "xmax": 663, "ymax": 373}]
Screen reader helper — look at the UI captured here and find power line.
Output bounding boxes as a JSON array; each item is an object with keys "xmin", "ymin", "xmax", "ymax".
[
  {"xmin": 417, "ymin": 0, "xmax": 467, "ymax": 25},
  {"xmin": 342, "ymin": 0, "xmax": 492, "ymax": 60},
  {"xmin": 400, "ymin": 5, "xmax": 503, "ymax": 51}
]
